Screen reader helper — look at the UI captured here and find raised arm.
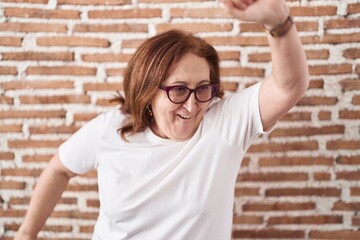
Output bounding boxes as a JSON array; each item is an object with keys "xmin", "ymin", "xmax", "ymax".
[
  {"xmin": 15, "ymin": 153, "xmax": 77, "ymax": 240},
  {"xmin": 221, "ymin": 0, "xmax": 309, "ymax": 131}
]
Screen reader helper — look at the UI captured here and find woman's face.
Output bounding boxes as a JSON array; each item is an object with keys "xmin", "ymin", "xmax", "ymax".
[{"xmin": 150, "ymin": 53, "xmax": 212, "ymax": 141}]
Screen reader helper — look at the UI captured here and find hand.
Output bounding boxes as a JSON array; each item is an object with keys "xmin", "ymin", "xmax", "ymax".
[{"xmin": 220, "ymin": 0, "xmax": 290, "ymax": 29}]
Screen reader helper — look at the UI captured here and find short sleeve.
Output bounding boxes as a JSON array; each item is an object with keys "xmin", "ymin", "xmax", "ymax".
[
  {"xmin": 59, "ymin": 112, "xmax": 109, "ymax": 174},
  {"xmin": 205, "ymin": 81, "xmax": 274, "ymax": 151}
]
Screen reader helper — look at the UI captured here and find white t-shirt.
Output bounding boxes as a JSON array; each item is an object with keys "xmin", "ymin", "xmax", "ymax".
[{"xmin": 59, "ymin": 81, "xmax": 270, "ymax": 240}]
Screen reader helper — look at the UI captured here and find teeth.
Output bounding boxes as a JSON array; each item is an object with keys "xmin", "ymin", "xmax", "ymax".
[{"xmin": 177, "ymin": 114, "xmax": 191, "ymax": 119}]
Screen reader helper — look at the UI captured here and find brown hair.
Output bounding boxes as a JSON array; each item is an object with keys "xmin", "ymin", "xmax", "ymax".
[{"xmin": 113, "ymin": 29, "xmax": 223, "ymax": 140}]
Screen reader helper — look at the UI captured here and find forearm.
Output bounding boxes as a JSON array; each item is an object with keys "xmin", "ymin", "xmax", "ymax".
[
  {"xmin": 266, "ymin": 14, "xmax": 309, "ymax": 95},
  {"xmin": 16, "ymin": 155, "xmax": 72, "ymax": 239}
]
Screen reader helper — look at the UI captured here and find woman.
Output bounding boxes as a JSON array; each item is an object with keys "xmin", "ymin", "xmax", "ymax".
[{"xmin": 15, "ymin": 0, "xmax": 309, "ymax": 239}]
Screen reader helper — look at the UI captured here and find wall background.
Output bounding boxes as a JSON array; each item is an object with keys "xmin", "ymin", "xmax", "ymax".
[{"xmin": 0, "ymin": 0, "xmax": 359, "ymax": 239}]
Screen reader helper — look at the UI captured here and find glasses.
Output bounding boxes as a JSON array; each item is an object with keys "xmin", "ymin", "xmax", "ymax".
[{"xmin": 159, "ymin": 84, "xmax": 219, "ymax": 104}]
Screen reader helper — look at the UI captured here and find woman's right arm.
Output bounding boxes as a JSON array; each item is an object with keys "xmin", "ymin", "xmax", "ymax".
[{"xmin": 15, "ymin": 153, "xmax": 77, "ymax": 240}]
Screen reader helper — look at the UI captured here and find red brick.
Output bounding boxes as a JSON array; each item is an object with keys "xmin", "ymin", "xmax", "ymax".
[
  {"xmin": 348, "ymin": 3, "xmax": 360, "ymax": 14},
  {"xmin": 83, "ymin": 82, "xmax": 122, "ymax": 91},
  {"xmin": 29, "ymin": 125, "xmax": 80, "ymax": 134},
  {"xmin": 19, "ymin": 95, "xmax": 91, "ymax": 104},
  {"xmin": 301, "ymin": 33, "xmax": 360, "ymax": 45},
  {"xmin": 249, "ymin": 49, "xmax": 328, "ymax": 63},
  {"xmin": 0, "ymin": 209, "xmax": 26, "ymax": 217},
  {"xmin": 280, "ymin": 111, "xmax": 312, "ymax": 121},
  {"xmin": 26, "ymin": 66, "xmax": 97, "ymax": 76},
  {"xmin": 0, "ymin": 124, "xmax": 22, "ymax": 133},
  {"xmin": 336, "ymin": 171, "xmax": 360, "ymax": 181},
  {"xmin": 310, "ymin": 230, "xmax": 360, "ymax": 239},
  {"xmin": 1, "ymin": 80, "xmax": 74, "ymax": 90},
  {"xmin": 233, "ymin": 215, "xmax": 263, "ymax": 225},
  {"xmin": 248, "ymin": 140, "xmax": 318, "ymax": 153},
  {"xmin": 243, "ymin": 202, "xmax": 315, "ymax": 212},
  {"xmin": 234, "ymin": 187, "xmax": 260, "ymax": 197},
  {"xmin": 268, "ymin": 215, "xmax": 342, "ymax": 225},
  {"xmin": 50, "ymin": 210, "xmax": 98, "ymax": 219},
  {"xmin": 22, "ymin": 154, "xmax": 52, "ymax": 163},
  {"xmin": 0, "ymin": 181, "xmax": 26, "ymax": 190},
  {"xmin": 121, "ymin": 39, "xmax": 145, "ymax": 49},
  {"xmin": 73, "ymin": 113, "xmax": 98, "ymax": 122},
  {"xmin": 88, "ymin": 9, "xmax": 162, "ymax": 19},
  {"xmin": 266, "ymin": 187, "xmax": 341, "ymax": 197},
  {"xmin": 106, "ymin": 67, "xmax": 125, "ymax": 76},
  {"xmin": 309, "ymin": 64, "xmax": 352, "ymax": 75},
  {"xmin": 318, "ymin": 111, "xmax": 332, "ymax": 120},
  {"xmin": 322, "ymin": 33, "xmax": 360, "ymax": 44},
  {"xmin": 298, "ymin": 96, "xmax": 338, "ymax": 106},
  {"xmin": 340, "ymin": 78, "xmax": 360, "ymax": 90},
  {"xmin": 1, "ymin": 168, "xmax": 42, "ymax": 177},
  {"xmin": 157, "ymin": 23, "xmax": 232, "ymax": 33},
  {"xmin": 291, "ymin": 6, "xmax": 337, "ymax": 16},
  {"xmin": 351, "ymin": 188, "xmax": 360, "ymax": 196},
  {"xmin": 221, "ymin": 67, "xmax": 264, "ymax": 77},
  {"xmin": 0, "ymin": 22, "xmax": 67, "ymax": 32},
  {"xmin": 4, "ymin": 7, "xmax": 80, "ymax": 19},
  {"xmin": 336, "ymin": 156, "xmax": 360, "ymax": 165},
  {"xmin": 86, "ymin": 199, "xmax": 100, "ymax": 208},
  {"xmin": 2, "ymin": 51, "xmax": 74, "ymax": 61},
  {"xmin": 309, "ymin": 79, "xmax": 325, "ymax": 89},
  {"xmin": 327, "ymin": 140, "xmax": 360, "ymax": 150},
  {"xmin": 352, "ymin": 95, "xmax": 360, "ymax": 105},
  {"xmin": 0, "ymin": 110, "xmax": 66, "ymax": 119},
  {"xmin": 140, "ymin": 0, "xmax": 205, "ymax": 2},
  {"xmin": 82, "ymin": 53, "xmax": 132, "ymax": 62},
  {"xmin": 0, "ymin": 36, "xmax": 22, "ymax": 46},
  {"xmin": 339, "ymin": 110, "xmax": 360, "ymax": 120},
  {"xmin": 352, "ymin": 216, "xmax": 360, "ymax": 226},
  {"xmin": 58, "ymin": 0, "xmax": 130, "ymax": 5},
  {"xmin": 0, "ymin": 96, "xmax": 14, "ymax": 105},
  {"xmin": 259, "ymin": 156, "xmax": 333, "ymax": 167},
  {"xmin": 2, "ymin": 0, "xmax": 47, "ymax": 2},
  {"xmin": 332, "ymin": 201, "xmax": 360, "ymax": 211},
  {"xmin": 170, "ymin": 7, "xmax": 227, "ymax": 18},
  {"xmin": 218, "ymin": 51, "xmax": 240, "ymax": 61},
  {"xmin": 37, "ymin": 37, "xmax": 110, "ymax": 48},
  {"xmin": 237, "ymin": 172, "xmax": 308, "ymax": 182},
  {"xmin": 205, "ymin": 36, "xmax": 268, "ymax": 46},
  {"xmin": 222, "ymin": 81, "xmax": 238, "ymax": 92},
  {"xmin": 326, "ymin": 18, "xmax": 360, "ymax": 29},
  {"xmin": 270, "ymin": 125, "xmax": 344, "ymax": 138},
  {"xmin": 314, "ymin": 172, "xmax": 332, "ymax": 181},
  {"xmin": 80, "ymin": 225, "xmax": 95, "ymax": 233},
  {"xmin": 233, "ymin": 229, "xmax": 304, "ymax": 239},
  {"xmin": 95, "ymin": 98, "xmax": 117, "ymax": 106},
  {"xmin": 66, "ymin": 184, "xmax": 98, "ymax": 192},
  {"xmin": 0, "ymin": 66, "xmax": 17, "ymax": 75},
  {"xmin": 0, "ymin": 152, "xmax": 15, "ymax": 160},
  {"xmin": 7, "ymin": 140, "xmax": 63, "ymax": 148},
  {"xmin": 74, "ymin": 23, "xmax": 147, "ymax": 33}
]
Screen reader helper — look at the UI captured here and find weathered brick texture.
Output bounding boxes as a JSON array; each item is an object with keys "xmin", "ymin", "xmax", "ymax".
[{"xmin": 0, "ymin": 0, "xmax": 359, "ymax": 239}]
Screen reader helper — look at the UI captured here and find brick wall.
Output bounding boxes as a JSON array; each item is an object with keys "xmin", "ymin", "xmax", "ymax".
[{"xmin": 0, "ymin": 0, "xmax": 359, "ymax": 239}]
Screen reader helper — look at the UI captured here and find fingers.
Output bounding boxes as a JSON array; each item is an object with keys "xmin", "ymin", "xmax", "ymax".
[
  {"xmin": 220, "ymin": 0, "xmax": 248, "ymax": 19},
  {"xmin": 221, "ymin": 0, "xmax": 255, "ymax": 11}
]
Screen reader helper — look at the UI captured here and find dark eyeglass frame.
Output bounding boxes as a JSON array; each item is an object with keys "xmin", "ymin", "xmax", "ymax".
[{"xmin": 159, "ymin": 84, "xmax": 220, "ymax": 104}]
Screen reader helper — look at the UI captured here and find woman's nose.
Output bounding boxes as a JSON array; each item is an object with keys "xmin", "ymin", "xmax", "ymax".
[{"xmin": 182, "ymin": 92, "xmax": 198, "ymax": 112}]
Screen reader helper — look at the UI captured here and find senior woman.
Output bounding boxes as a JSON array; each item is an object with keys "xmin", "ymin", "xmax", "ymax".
[{"xmin": 15, "ymin": 0, "xmax": 309, "ymax": 239}]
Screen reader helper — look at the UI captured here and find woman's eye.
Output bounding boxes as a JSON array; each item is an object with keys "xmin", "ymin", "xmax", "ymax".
[
  {"xmin": 172, "ymin": 87, "xmax": 187, "ymax": 93},
  {"xmin": 198, "ymin": 85, "xmax": 210, "ymax": 91}
]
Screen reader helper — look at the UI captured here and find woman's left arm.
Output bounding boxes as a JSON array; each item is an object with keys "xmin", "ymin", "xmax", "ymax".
[{"xmin": 221, "ymin": 0, "xmax": 309, "ymax": 131}]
